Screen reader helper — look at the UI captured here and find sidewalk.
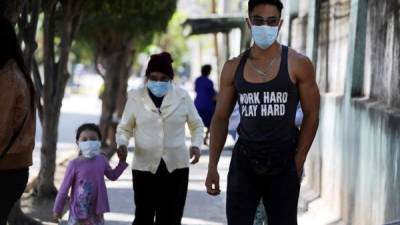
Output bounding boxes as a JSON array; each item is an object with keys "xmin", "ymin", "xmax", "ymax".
[{"xmin": 59, "ymin": 147, "xmax": 232, "ymax": 225}]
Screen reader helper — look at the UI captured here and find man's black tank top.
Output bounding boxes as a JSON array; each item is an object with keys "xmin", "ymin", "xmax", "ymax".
[{"xmin": 234, "ymin": 45, "xmax": 299, "ymax": 144}]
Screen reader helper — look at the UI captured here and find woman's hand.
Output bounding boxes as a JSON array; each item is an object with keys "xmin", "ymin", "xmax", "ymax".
[
  {"xmin": 117, "ymin": 145, "xmax": 128, "ymax": 162},
  {"xmin": 190, "ymin": 146, "xmax": 201, "ymax": 164}
]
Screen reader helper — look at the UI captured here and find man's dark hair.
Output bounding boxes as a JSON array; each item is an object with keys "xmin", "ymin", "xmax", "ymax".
[
  {"xmin": 248, "ymin": 0, "xmax": 284, "ymax": 15},
  {"xmin": 201, "ymin": 64, "xmax": 212, "ymax": 76},
  {"xmin": 76, "ymin": 123, "xmax": 103, "ymax": 141}
]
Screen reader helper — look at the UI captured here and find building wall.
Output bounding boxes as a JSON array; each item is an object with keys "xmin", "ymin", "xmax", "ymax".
[
  {"xmin": 364, "ymin": 0, "xmax": 400, "ymax": 108},
  {"xmin": 290, "ymin": 0, "xmax": 400, "ymax": 224},
  {"xmin": 315, "ymin": 0, "xmax": 351, "ymax": 94}
]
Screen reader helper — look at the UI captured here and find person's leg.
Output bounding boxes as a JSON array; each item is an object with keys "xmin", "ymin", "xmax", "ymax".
[
  {"xmin": 0, "ymin": 168, "xmax": 29, "ymax": 225},
  {"xmin": 168, "ymin": 167, "xmax": 189, "ymax": 225},
  {"xmin": 262, "ymin": 163, "xmax": 300, "ymax": 225},
  {"xmin": 154, "ymin": 160, "xmax": 172, "ymax": 225},
  {"xmin": 227, "ymin": 145, "xmax": 262, "ymax": 225},
  {"xmin": 132, "ymin": 170, "xmax": 156, "ymax": 225},
  {"xmin": 155, "ymin": 161, "xmax": 189, "ymax": 225}
]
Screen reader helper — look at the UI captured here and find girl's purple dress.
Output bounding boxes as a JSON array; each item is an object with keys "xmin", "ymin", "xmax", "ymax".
[{"xmin": 53, "ymin": 154, "xmax": 128, "ymax": 224}]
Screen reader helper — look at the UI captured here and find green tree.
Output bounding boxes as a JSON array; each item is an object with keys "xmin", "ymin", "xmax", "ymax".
[
  {"xmin": 2, "ymin": 0, "xmax": 88, "ymax": 221},
  {"xmin": 77, "ymin": 0, "xmax": 177, "ymax": 153},
  {"xmin": 153, "ymin": 11, "xmax": 189, "ymax": 73},
  {"xmin": 33, "ymin": 0, "xmax": 88, "ymax": 200}
]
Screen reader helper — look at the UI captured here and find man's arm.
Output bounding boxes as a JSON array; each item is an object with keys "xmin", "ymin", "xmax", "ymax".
[
  {"xmin": 206, "ymin": 59, "xmax": 238, "ymax": 195},
  {"xmin": 293, "ymin": 54, "xmax": 320, "ymax": 176}
]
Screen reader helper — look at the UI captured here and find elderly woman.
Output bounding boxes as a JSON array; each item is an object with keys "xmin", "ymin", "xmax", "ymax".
[
  {"xmin": 116, "ymin": 52, "xmax": 204, "ymax": 225},
  {"xmin": 0, "ymin": 17, "xmax": 36, "ymax": 224}
]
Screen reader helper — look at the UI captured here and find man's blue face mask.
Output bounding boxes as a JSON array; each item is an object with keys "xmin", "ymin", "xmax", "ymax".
[{"xmin": 251, "ymin": 24, "xmax": 279, "ymax": 49}]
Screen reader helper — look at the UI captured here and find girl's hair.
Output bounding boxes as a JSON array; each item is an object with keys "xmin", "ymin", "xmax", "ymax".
[
  {"xmin": 0, "ymin": 17, "xmax": 35, "ymax": 111},
  {"xmin": 76, "ymin": 123, "xmax": 103, "ymax": 141}
]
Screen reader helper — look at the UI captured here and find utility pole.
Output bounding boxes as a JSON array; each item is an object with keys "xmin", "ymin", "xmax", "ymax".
[{"xmin": 211, "ymin": 0, "xmax": 221, "ymax": 78}]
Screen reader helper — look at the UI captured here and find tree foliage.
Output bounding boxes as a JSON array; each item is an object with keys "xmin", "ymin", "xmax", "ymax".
[
  {"xmin": 75, "ymin": 0, "xmax": 178, "ymax": 151},
  {"xmin": 78, "ymin": 0, "xmax": 177, "ymax": 54},
  {"xmin": 152, "ymin": 11, "xmax": 189, "ymax": 72}
]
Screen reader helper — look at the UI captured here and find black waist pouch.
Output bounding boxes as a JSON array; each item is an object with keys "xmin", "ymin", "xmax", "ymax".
[{"xmin": 237, "ymin": 139, "xmax": 296, "ymax": 176}]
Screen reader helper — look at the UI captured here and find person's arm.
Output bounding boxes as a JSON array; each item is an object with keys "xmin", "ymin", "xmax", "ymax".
[
  {"xmin": 104, "ymin": 155, "xmax": 128, "ymax": 181},
  {"xmin": 0, "ymin": 72, "xmax": 16, "ymax": 155},
  {"xmin": 116, "ymin": 95, "xmax": 136, "ymax": 152},
  {"xmin": 206, "ymin": 59, "xmax": 238, "ymax": 195},
  {"xmin": 53, "ymin": 161, "xmax": 75, "ymax": 217},
  {"xmin": 185, "ymin": 92, "xmax": 204, "ymax": 164},
  {"xmin": 293, "ymin": 54, "xmax": 320, "ymax": 177}
]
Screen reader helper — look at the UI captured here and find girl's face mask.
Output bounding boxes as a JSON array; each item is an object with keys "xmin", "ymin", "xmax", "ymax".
[{"xmin": 79, "ymin": 140, "xmax": 101, "ymax": 158}]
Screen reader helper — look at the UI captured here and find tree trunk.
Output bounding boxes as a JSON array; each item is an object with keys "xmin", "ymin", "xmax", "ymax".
[
  {"xmin": 98, "ymin": 40, "xmax": 133, "ymax": 157},
  {"xmin": 36, "ymin": 99, "xmax": 61, "ymax": 198},
  {"xmin": 35, "ymin": 0, "xmax": 86, "ymax": 199},
  {"xmin": 100, "ymin": 54, "xmax": 121, "ymax": 151},
  {"xmin": 19, "ymin": 0, "xmax": 43, "ymax": 123},
  {"xmin": 106, "ymin": 50, "xmax": 133, "ymax": 156}
]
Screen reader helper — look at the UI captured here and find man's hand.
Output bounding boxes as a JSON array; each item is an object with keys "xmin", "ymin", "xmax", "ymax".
[
  {"xmin": 190, "ymin": 146, "xmax": 201, "ymax": 164},
  {"xmin": 205, "ymin": 167, "xmax": 221, "ymax": 196},
  {"xmin": 295, "ymin": 152, "xmax": 306, "ymax": 178},
  {"xmin": 117, "ymin": 145, "xmax": 128, "ymax": 162}
]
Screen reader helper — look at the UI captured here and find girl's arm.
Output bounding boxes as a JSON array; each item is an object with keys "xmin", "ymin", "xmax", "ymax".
[
  {"xmin": 53, "ymin": 161, "xmax": 75, "ymax": 215},
  {"xmin": 103, "ymin": 156, "xmax": 128, "ymax": 181}
]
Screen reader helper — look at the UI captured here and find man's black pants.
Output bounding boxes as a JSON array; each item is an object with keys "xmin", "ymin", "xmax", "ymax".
[
  {"xmin": 227, "ymin": 141, "xmax": 300, "ymax": 225},
  {"xmin": 0, "ymin": 168, "xmax": 29, "ymax": 225},
  {"xmin": 132, "ymin": 160, "xmax": 189, "ymax": 225}
]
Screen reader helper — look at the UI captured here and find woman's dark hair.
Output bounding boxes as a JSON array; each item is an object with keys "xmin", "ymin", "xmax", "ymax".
[
  {"xmin": 76, "ymin": 123, "xmax": 103, "ymax": 141},
  {"xmin": 0, "ymin": 17, "xmax": 35, "ymax": 110},
  {"xmin": 145, "ymin": 52, "xmax": 174, "ymax": 79},
  {"xmin": 201, "ymin": 65, "xmax": 212, "ymax": 76},
  {"xmin": 248, "ymin": 0, "xmax": 284, "ymax": 15}
]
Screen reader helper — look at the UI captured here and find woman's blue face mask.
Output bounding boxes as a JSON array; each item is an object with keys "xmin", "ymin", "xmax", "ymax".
[{"xmin": 147, "ymin": 80, "xmax": 171, "ymax": 97}]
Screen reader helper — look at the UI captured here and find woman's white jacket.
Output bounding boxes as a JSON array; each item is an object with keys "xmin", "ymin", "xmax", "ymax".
[{"xmin": 116, "ymin": 84, "xmax": 204, "ymax": 174}]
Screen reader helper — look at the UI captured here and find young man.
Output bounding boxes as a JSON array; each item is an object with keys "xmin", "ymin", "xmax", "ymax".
[{"xmin": 205, "ymin": 0, "xmax": 320, "ymax": 225}]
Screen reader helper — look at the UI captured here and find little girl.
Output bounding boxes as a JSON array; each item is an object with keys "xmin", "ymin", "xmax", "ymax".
[{"xmin": 53, "ymin": 123, "xmax": 128, "ymax": 225}]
